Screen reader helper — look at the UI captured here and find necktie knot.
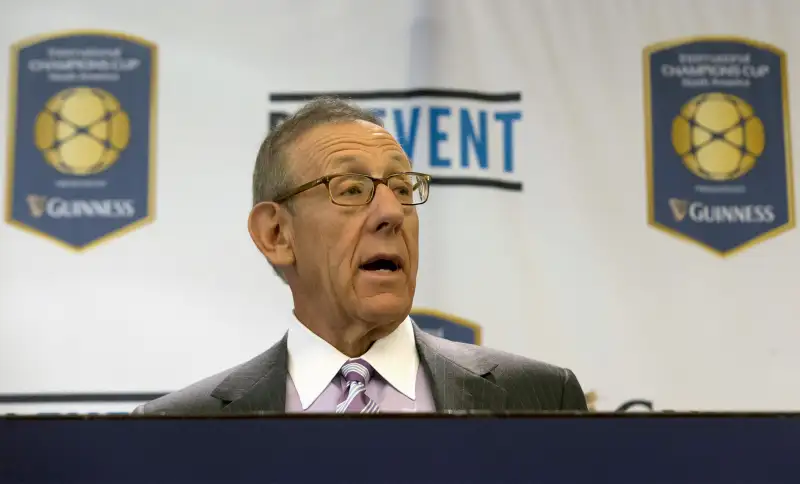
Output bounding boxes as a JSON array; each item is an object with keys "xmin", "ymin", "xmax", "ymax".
[
  {"xmin": 340, "ymin": 358, "xmax": 375, "ymax": 385},
  {"xmin": 336, "ymin": 358, "xmax": 380, "ymax": 414}
]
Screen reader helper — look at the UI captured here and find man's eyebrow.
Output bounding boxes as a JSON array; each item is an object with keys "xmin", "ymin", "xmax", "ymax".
[
  {"xmin": 329, "ymin": 153, "xmax": 412, "ymax": 172},
  {"xmin": 326, "ymin": 156, "xmax": 364, "ymax": 174},
  {"xmin": 329, "ymin": 155, "xmax": 363, "ymax": 168},
  {"xmin": 389, "ymin": 153, "xmax": 412, "ymax": 167}
]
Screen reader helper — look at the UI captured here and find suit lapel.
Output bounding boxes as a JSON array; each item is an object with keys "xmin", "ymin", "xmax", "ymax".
[
  {"xmin": 211, "ymin": 334, "xmax": 288, "ymax": 414},
  {"xmin": 208, "ymin": 325, "xmax": 508, "ymax": 414},
  {"xmin": 414, "ymin": 325, "xmax": 507, "ymax": 412}
]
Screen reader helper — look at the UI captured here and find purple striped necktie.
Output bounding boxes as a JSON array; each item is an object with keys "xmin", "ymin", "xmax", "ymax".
[{"xmin": 336, "ymin": 358, "xmax": 380, "ymax": 413}]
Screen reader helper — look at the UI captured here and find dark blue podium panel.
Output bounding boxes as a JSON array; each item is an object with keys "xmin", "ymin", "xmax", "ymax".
[{"xmin": 1, "ymin": 413, "xmax": 798, "ymax": 484}]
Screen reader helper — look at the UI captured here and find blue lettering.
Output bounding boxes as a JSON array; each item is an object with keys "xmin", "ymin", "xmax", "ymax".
[
  {"xmin": 270, "ymin": 104, "xmax": 523, "ymax": 177},
  {"xmin": 394, "ymin": 107, "xmax": 420, "ymax": 160},
  {"xmin": 429, "ymin": 107, "xmax": 451, "ymax": 168},
  {"xmin": 495, "ymin": 111, "xmax": 522, "ymax": 173},
  {"xmin": 459, "ymin": 109, "xmax": 488, "ymax": 169}
]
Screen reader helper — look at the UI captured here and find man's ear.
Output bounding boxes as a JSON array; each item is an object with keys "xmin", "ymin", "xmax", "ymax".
[{"xmin": 248, "ymin": 202, "xmax": 295, "ymax": 268}]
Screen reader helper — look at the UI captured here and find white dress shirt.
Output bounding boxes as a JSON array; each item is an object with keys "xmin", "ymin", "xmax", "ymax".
[{"xmin": 284, "ymin": 314, "xmax": 436, "ymax": 412}]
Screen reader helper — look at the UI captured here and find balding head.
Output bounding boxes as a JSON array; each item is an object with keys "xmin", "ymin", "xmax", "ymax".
[{"xmin": 252, "ymin": 97, "xmax": 384, "ymax": 207}]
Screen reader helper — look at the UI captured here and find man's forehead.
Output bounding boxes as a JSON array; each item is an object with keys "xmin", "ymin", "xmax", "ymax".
[
  {"xmin": 291, "ymin": 122, "xmax": 409, "ymax": 171},
  {"xmin": 300, "ymin": 120, "xmax": 393, "ymax": 145}
]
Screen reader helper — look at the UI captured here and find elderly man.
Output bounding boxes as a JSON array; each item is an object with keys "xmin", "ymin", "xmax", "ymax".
[{"xmin": 134, "ymin": 97, "xmax": 587, "ymax": 414}]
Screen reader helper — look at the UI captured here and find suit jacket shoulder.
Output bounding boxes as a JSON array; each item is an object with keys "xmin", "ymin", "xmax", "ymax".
[
  {"xmin": 133, "ymin": 328, "xmax": 586, "ymax": 415},
  {"xmin": 415, "ymin": 331, "xmax": 587, "ymax": 411},
  {"xmin": 131, "ymin": 366, "xmax": 233, "ymax": 415},
  {"xmin": 132, "ymin": 335, "xmax": 288, "ymax": 416}
]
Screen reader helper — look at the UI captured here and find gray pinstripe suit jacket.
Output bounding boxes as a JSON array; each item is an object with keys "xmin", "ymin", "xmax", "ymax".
[{"xmin": 132, "ymin": 324, "xmax": 588, "ymax": 415}]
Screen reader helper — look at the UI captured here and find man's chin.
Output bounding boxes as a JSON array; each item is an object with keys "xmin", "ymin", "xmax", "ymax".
[{"xmin": 356, "ymin": 292, "xmax": 412, "ymax": 323}]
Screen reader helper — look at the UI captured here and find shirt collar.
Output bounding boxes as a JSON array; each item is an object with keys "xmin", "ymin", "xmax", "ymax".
[{"xmin": 286, "ymin": 313, "xmax": 419, "ymax": 410}]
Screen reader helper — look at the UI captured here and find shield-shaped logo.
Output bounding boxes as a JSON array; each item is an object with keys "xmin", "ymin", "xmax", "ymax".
[
  {"xmin": 644, "ymin": 37, "xmax": 795, "ymax": 256},
  {"xmin": 5, "ymin": 30, "xmax": 157, "ymax": 250},
  {"xmin": 410, "ymin": 309, "xmax": 482, "ymax": 345}
]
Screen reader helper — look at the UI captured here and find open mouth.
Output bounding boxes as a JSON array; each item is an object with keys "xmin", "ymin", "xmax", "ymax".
[{"xmin": 359, "ymin": 255, "xmax": 403, "ymax": 273}]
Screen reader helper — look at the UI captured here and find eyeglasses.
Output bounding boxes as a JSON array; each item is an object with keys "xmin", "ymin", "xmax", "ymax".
[{"xmin": 272, "ymin": 172, "xmax": 432, "ymax": 206}]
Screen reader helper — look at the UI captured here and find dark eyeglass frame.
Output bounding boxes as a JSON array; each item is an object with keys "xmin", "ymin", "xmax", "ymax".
[{"xmin": 272, "ymin": 172, "xmax": 432, "ymax": 206}]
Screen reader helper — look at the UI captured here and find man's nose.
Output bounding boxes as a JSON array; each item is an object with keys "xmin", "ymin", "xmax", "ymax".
[{"xmin": 369, "ymin": 184, "xmax": 404, "ymax": 234}]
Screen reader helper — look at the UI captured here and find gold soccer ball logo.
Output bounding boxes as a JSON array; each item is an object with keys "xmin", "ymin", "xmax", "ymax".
[
  {"xmin": 671, "ymin": 92, "xmax": 765, "ymax": 181},
  {"xmin": 34, "ymin": 87, "xmax": 130, "ymax": 176}
]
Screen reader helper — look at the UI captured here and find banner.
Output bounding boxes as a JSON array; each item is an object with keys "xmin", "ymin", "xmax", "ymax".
[{"xmin": 1, "ymin": 1, "xmax": 799, "ymax": 413}]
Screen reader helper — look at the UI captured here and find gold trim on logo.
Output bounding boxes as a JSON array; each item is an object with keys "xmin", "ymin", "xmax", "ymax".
[
  {"xmin": 409, "ymin": 308, "xmax": 483, "ymax": 346},
  {"xmin": 4, "ymin": 29, "xmax": 159, "ymax": 251},
  {"xmin": 643, "ymin": 36, "xmax": 795, "ymax": 257}
]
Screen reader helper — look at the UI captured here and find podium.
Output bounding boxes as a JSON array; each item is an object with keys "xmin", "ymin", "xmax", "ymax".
[{"xmin": 1, "ymin": 413, "xmax": 797, "ymax": 483}]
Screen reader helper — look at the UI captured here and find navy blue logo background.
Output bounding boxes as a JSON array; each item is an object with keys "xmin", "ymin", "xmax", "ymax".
[
  {"xmin": 5, "ymin": 31, "xmax": 157, "ymax": 250},
  {"xmin": 411, "ymin": 310, "xmax": 481, "ymax": 345},
  {"xmin": 644, "ymin": 37, "xmax": 794, "ymax": 255}
]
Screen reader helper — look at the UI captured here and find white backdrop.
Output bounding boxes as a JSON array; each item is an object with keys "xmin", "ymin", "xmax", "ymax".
[{"xmin": 1, "ymin": 0, "xmax": 799, "ymax": 414}]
